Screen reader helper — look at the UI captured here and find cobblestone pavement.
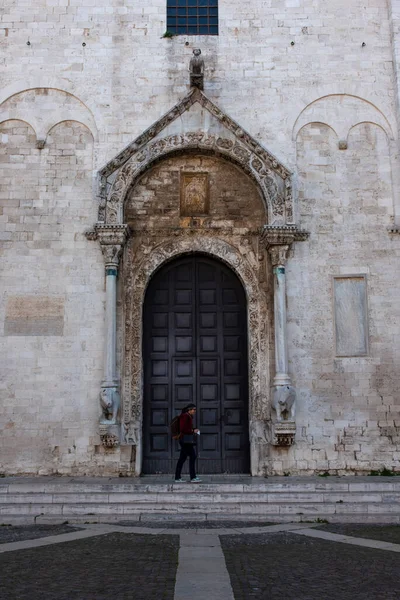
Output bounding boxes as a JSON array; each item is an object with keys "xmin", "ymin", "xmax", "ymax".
[
  {"xmin": 0, "ymin": 532, "xmax": 179, "ymax": 600},
  {"xmin": 1, "ymin": 523, "xmax": 400, "ymax": 600},
  {"xmin": 0, "ymin": 524, "xmax": 82, "ymax": 544},
  {"xmin": 221, "ymin": 531, "xmax": 400, "ymax": 600},
  {"xmin": 318, "ymin": 523, "xmax": 400, "ymax": 544}
]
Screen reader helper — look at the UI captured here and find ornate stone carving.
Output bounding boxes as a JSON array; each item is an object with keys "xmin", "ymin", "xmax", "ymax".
[
  {"xmin": 104, "ymin": 133, "xmax": 292, "ymax": 225},
  {"xmin": 271, "ymin": 422, "xmax": 296, "ymax": 446},
  {"xmin": 84, "ymin": 229, "xmax": 98, "ymax": 241},
  {"xmin": 189, "ymin": 48, "xmax": 204, "ymax": 90},
  {"xmin": 261, "ymin": 225, "xmax": 309, "ymax": 246},
  {"xmin": 95, "ymin": 224, "xmax": 130, "ymax": 268},
  {"xmin": 261, "ymin": 225, "xmax": 309, "ymax": 265},
  {"xmin": 123, "ymin": 234, "xmax": 270, "ymax": 439},
  {"xmin": 100, "ymin": 433, "xmax": 119, "ymax": 449},
  {"xmin": 97, "ymin": 89, "xmax": 294, "ymax": 226},
  {"xmin": 250, "ymin": 419, "xmax": 268, "ymax": 444},
  {"xmin": 272, "ymin": 385, "xmax": 296, "ymax": 422},
  {"xmin": 123, "ymin": 420, "xmax": 140, "ymax": 445},
  {"xmin": 101, "ymin": 245, "xmax": 123, "ymax": 268},
  {"xmin": 100, "ymin": 386, "xmax": 120, "ymax": 425},
  {"xmin": 180, "ymin": 173, "xmax": 209, "ymax": 216},
  {"xmin": 268, "ymin": 245, "xmax": 290, "ymax": 268}
]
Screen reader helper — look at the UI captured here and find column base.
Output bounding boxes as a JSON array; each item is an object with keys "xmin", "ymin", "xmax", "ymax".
[{"xmin": 273, "ymin": 373, "xmax": 291, "ymax": 386}]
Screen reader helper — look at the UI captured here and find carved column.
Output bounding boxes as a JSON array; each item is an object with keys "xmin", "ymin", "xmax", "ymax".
[
  {"xmin": 87, "ymin": 224, "xmax": 130, "ymax": 446},
  {"xmin": 261, "ymin": 225, "xmax": 309, "ymax": 446}
]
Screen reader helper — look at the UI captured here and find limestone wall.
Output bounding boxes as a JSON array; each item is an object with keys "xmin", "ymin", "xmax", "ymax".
[
  {"xmin": 0, "ymin": 119, "xmax": 106, "ymax": 473},
  {"xmin": 0, "ymin": 0, "xmax": 400, "ymax": 474}
]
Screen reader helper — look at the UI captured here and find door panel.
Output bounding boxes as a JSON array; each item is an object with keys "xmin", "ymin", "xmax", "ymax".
[{"xmin": 142, "ymin": 255, "xmax": 249, "ymax": 474}]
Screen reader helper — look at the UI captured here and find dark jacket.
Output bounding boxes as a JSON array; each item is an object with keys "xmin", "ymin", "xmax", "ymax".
[{"xmin": 179, "ymin": 412, "xmax": 194, "ymax": 438}]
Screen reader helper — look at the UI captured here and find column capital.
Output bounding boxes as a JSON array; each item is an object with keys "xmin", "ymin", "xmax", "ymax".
[
  {"xmin": 260, "ymin": 225, "xmax": 309, "ymax": 267},
  {"xmin": 268, "ymin": 245, "xmax": 290, "ymax": 268},
  {"xmin": 86, "ymin": 223, "xmax": 131, "ymax": 269}
]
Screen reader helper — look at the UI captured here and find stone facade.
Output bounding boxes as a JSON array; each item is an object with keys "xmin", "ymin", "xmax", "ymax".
[{"xmin": 0, "ymin": 0, "xmax": 400, "ymax": 475}]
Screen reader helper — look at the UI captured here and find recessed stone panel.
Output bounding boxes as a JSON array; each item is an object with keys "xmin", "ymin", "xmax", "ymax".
[
  {"xmin": 334, "ymin": 276, "xmax": 369, "ymax": 357},
  {"xmin": 5, "ymin": 296, "xmax": 64, "ymax": 336},
  {"xmin": 180, "ymin": 172, "xmax": 209, "ymax": 216}
]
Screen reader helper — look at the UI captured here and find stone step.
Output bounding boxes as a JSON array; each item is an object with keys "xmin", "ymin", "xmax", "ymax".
[
  {"xmin": 0, "ymin": 491, "xmax": 399, "ymax": 504},
  {"xmin": 2, "ymin": 513, "xmax": 400, "ymax": 526},
  {"xmin": 1, "ymin": 502, "xmax": 400, "ymax": 517},
  {"xmin": 2, "ymin": 481, "xmax": 400, "ymax": 493},
  {"xmin": 1, "ymin": 478, "xmax": 399, "ymax": 524}
]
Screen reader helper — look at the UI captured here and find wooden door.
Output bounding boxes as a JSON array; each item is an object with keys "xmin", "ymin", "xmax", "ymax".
[{"xmin": 142, "ymin": 255, "xmax": 249, "ymax": 474}]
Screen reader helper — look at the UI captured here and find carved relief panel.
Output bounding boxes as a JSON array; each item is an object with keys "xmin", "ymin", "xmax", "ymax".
[{"xmin": 180, "ymin": 172, "xmax": 209, "ymax": 216}]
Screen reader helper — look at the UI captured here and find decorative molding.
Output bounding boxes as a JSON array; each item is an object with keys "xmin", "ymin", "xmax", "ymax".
[
  {"xmin": 88, "ymin": 224, "xmax": 131, "ymax": 268},
  {"xmin": 99, "ymin": 423, "xmax": 121, "ymax": 448},
  {"xmin": 122, "ymin": 234, "xmax": 271, "ymax": 450},
  {"xmin": 97, "ymin": 89, "xmax": 294, "ymax": 226},
  {"xmin": 271, "ymin": 422, "xmax": 296, "ymax": 446},
  {"xmin": 268, "ymin": 245, "xmax": 290, "ymax": 268},
  {"xmin": 388, "ymin": 225, "xmax": 400, "ymax": 234},
  {"xmin": 261, "ymin": 225, "xmax": 310, "ymax": 246},
  {"xmin": 99, "ymin": 89, "xmax": 290, "ymax": 180},
  {"xmin": 104, "ymin": 133, "xmax": 290, "ymax": 226},
  {"xmin": 261, "ymin": 225, "xmax": 309, "ymax": 266}
]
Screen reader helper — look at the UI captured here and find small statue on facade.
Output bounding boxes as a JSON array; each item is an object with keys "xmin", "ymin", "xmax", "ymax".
[
  {"xmin": 100, "ymin": 386, "xmax": 120, "ymax": 425},
  {"xmin": 272, "ymin": 385, "xmax": 296, "ymax": 422},
  {"xmin": 123, "ymin": 420, "xmax": 140, "ymax": 445},
  {"xmin": 189, "ymin": 48, "xmax": 204, "ymax": 90}
]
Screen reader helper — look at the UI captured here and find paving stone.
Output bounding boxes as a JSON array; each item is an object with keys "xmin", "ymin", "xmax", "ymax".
[
  {"xmin": 0, "ymin": 524, "xmax": 82, "ymax": 545},
  {"xmin": 0, "ymin": 533, "xmax": 179, "ymax": 600},
  {"xmin": 220, "ymin": 532, "xmax": 400, "ymax": 600},
  {"xmin": 317, "ymin": 523, "xmax": 400, "ymax": 545}
]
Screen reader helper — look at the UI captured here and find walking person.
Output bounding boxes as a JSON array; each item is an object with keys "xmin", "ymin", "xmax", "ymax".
[{"xmin": 174, "ymin": 404, "xmax": 202, "ymax": 483}]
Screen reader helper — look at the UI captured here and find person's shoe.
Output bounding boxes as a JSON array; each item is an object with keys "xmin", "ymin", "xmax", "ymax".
[
  {"xmin": 174, "ymin": 478, "xmax": 186, "ymax": 483},
  {"xmin": 190, "ymin": 477, "xmax": 202, "ymax": 483}
]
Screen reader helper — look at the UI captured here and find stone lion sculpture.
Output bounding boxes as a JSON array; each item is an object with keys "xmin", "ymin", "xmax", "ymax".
[
  {"xmin": 272, "ymin": 385, "xmax": 296, "ymax": 422},
  {"xmin": 100, "ymin": 387, "xmax": 120, "ymax": 425}
]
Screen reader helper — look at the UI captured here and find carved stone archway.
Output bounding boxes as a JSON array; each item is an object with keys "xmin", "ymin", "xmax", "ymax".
[
  {"xmin": 97, "ymin": 88, "xmax": 294, "ymax": 226},
  {"xmin": 86, "ymin": 88, "xmax": 310, "ymax": 473},
  {"xmin": 122, "ymin": 234, "xmax": 271, "ymax": 476}
]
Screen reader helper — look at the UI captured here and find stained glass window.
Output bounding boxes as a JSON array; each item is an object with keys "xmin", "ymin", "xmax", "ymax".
[{"xmin": 167, "ymin": 0, "xmax": 218, "ymax": 35}]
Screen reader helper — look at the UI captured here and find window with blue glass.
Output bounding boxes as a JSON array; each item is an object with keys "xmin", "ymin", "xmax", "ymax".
[{"xmin": 167, "ymin": 0, "xmax": 218, "ymax": 35}]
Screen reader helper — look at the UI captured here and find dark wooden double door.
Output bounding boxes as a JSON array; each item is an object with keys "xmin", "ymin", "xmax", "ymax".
[{"xmin": 142, "ymin": 255, "xmax": 250, "ymax": 474}]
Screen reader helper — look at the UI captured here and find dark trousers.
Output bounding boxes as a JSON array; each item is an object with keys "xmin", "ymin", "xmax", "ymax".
[{"xmin": 175, "ymin": 441, "xmax": 197, "ymax": 480}]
